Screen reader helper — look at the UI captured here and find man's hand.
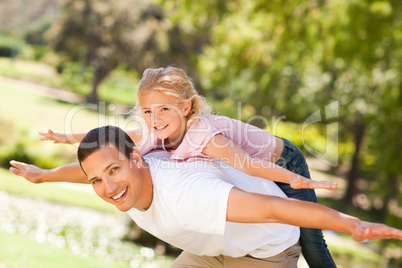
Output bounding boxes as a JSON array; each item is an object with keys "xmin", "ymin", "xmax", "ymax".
[
  {"xmin": 39, "ymin": 129, "xmax": 71, "ymax": 144},
  {"xmin": 351, "ymin": 221, "xmax": 402, "ymax": 241},
  {"xmin": 290, "ymin": 176, "xmax": 337, "ymax": 190},
  {"xmin": 9, "ymin": 160, "xmax": 48, "ymax": 183}
]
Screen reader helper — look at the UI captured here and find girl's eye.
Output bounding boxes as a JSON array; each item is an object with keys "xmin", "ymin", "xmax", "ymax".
[
  {"xmin": 161, "ymin": 107, "xmax": 169, "ymax": 111},
  {"xmin": 143, "ymin": 110, "xmax": 151, "ymax": 114},
  {"xmin": 111, "ymin": 167, "xmax": 118, "ymax": 173}
]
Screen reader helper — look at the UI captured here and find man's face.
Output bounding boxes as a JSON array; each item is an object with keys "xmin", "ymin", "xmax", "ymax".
[{"xmin": 81, "ymin": 145, "xmax": 144, "ymax": 212}]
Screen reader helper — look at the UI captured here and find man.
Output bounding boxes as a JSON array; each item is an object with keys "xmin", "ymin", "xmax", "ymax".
[{"xmin": 10, "ymin": 126, "xmax": 402, "ymax": 267}]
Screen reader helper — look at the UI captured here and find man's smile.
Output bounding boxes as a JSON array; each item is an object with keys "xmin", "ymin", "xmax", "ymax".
[{"xmin": 112, "ymin": 187, "xmax": 128, "ymax": 201}]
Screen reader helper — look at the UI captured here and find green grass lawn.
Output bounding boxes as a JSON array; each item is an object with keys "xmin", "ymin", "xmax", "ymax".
[
  {"xmin": 0, "ymin": 167, "xmax": 117, "ymax": 213},
  {"xmin": 0, "ymin": 230, "xmax": 132, "ymax": 268},
  {"xmin": 0, "ymin": 75, "xmax": 105, "ymax": 134}
]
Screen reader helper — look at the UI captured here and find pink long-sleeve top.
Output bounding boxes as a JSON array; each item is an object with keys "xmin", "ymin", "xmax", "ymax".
[{"xmin": 139, "ymin": 115, "xmax": 277, "ymax": 162}]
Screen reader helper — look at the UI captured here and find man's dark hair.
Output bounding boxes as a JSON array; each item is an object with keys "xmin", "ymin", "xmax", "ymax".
[{"xmin": 77, "ymin": 125, "xmax": 136, "ymax": 168}]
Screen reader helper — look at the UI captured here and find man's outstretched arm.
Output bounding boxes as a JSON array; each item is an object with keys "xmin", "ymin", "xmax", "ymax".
[
  {"xmin": 9, "ymin": 161, "xmax": 89, "ymax": 184},
  {"xmin": 226, "ymin": 187, "xmax": 402, "ymax": 241}
]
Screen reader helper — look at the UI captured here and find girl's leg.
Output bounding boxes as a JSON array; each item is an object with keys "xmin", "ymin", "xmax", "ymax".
[{"xmin": 275, "ymin": 137, "xmax": 336, "ymax": 268}]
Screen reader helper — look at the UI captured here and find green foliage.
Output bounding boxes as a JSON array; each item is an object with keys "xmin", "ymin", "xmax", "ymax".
[
  {"xmin": 191, "ymin": 0, "xmax": 402, "ymax": 211},
  {"xmin": 46, "ymin": 0, "xmax": 168, "ymax": 103},
  {"xmin": 0, "ymin": 130, "xmax": 69, "ymax": 170},
  {"xmin": 0, "ymin": 33, "xmax": 15, "ymax": 57},
  {"xmin": 0, "ymin": 140, "xmax": 36, "ymax": 168},
  {"xmin": 0, "ymin": 118, "xmax": 36, "ymax": 168},
  {"xmin": 0, "ymin": 32, "xmax": 35, "ymax": 59},
  {"xmin": 30, "ymin": 45, "xmax": 53, "ymax": 61},
  {"xmin": 0, "ymin": 117, "xmax": 73, "ymax": 170},
  {"xmin": 98, "ymin": 68, "xmax": 139, "ymax": 105},
  {"xmin": 24, "ymin": 20, "xmax": 53, "ymax": 46},
  {"xmin": 59, "ymin": 61, "xmax": 92, "ymax": 95}
]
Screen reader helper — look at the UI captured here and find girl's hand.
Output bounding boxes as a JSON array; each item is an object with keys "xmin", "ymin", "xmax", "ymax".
[
  {"xmin": 39, "ymin": 129, "xmax": 71, "ymax": 144},
  {"xmin": 290, "ymin": 176, "xmax": 337, "ymax": 190},
  {"xmin": 9, "ymin": 160, "xmax": 48, "ymax": 184}
]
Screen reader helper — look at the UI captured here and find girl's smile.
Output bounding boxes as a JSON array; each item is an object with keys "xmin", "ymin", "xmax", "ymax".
[
  {"xmin": 139, "ymin": 91, "xmax": 191, "ymax": 149},
  {"xmin": 154, "ymin": 124, "xmax": 169, "ymax": 130}
]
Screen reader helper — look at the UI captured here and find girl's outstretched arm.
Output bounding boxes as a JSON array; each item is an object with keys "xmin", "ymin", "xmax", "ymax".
[
  {"xmin": 39, "ymin": 129, "xmax": 85, "ymax": 144},
  {"xmin": 39, "ymin": 129, "xmax": 143, "ymax": 145},
  {"xmin": 9, "ymin": 161, "xmax": 88, "ymax": 184},
  {"xmin": 203, "ymin": 134, "xmax": 337, "ymax": 190},
  {"xmin": 226, "ymin": 187, "xmax": 402, "ymax": 241}
]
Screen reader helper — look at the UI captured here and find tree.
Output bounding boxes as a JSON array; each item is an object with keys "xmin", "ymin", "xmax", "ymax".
[
  {"xmin": 309, "ymin": 0, "xmax": 401, "ymax": 204},
  {"xmin": 47, "ymin": 0, "xmax": 164, "ymax": 103},
  {"xmin": 195, "ymin": 0, "xmax": 401, "ymax": 208}
]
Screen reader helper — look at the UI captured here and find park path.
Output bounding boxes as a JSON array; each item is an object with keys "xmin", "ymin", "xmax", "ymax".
[
  {"xmin": 0, "ymin": 75, "xmax": 128, "ymax": 113},
  {"xmin": 0, "ymin": 75, "xmax": 85, "ymax": 103}
]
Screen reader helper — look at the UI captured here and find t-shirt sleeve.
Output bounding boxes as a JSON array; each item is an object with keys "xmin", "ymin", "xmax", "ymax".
[
  {"xmin": 175, "ymin": 171, "xmax": 234, "ymax": 236},
  {"xmin": 171, "ymin": 116, "xmax": 221, "ymax": 161},
  {"xmin": 138, "ymin": 132, "xmax": 158, "ymax": 155}
]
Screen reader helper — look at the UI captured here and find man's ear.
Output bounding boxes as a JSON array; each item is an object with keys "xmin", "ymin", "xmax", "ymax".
[
  {"xmin": 131, "ymin": 147, "xmax": 142, "ymax": 168},
  {"xmin": 182, "ymin": 100, "xmax": 192, "ymax": 117}
]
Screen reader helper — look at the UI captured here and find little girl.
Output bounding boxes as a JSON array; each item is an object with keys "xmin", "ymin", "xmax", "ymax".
[{"xmin": 38, "ymin": 67, "xmax": 336, "ymax": 267}]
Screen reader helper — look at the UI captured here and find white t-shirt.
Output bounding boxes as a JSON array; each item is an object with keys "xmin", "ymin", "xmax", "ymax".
[{"xmin": 127, "ymin": 151, "xmax": 300, "ymax": 258}]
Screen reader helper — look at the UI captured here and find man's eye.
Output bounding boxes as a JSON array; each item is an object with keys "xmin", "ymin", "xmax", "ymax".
[
  {"xmin": 92, "ymin": 179, "xmax": 101, "ymax": 184},
  {"xmin": 143, "ymin": 110, "xmax": 151, "ymax": 114},
  {"xmin": 161, "ymin": 107, "xmax": 169, "ymax": 111}
]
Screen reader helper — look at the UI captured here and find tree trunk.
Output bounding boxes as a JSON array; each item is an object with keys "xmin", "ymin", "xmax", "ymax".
[
  {"xmin": 380, "ymin": 173, "xmax": 397, "ymax": 220},
  {"xmin": 86, "ymin": 67, "xmax": 112, "ymax": 104},
  {"xmin": 86, "ymin": 77, "xmax": 101, "ymax": 104},
  {"xmin": 344, "ymin": 121, "xmax": 366, "ymax": 203}
]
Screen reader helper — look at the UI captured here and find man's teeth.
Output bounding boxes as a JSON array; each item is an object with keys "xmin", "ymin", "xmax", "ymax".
[
  {"xmin": 112, "ymin": 188, "xmax": 127, "ymax": 200},
  {"xmin": 155, "ymin": 124, "xmax": 168, "ymax": 130}
]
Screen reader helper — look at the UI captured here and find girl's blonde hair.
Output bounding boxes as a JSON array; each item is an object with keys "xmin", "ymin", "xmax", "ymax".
[{"xmin": 135, "ymin": 67, "xmax": 213, "ymax": 126}]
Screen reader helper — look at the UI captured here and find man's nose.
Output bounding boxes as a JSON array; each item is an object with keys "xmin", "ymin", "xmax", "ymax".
[{"xmin": 104, "ymin": 177, "xmax": 118, "ymax": 194}]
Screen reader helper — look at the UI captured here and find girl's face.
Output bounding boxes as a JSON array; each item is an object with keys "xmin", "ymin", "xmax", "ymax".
[{"xmin": 139, "ymin": 91, "xmax": 191, "ymax": 147}]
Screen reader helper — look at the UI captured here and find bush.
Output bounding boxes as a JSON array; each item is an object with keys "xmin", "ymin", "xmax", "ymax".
[
  {"xmin": 0, "ymin": 117, "xmax": 75, "ymax": 170},
  {"xmin": 0, "ymin": 33, "xmax": 35, "ymax": 60},
  {"xmin": 0, "ymin": 33, "xmax": 16, "ymax": 58},
  {"xmin": 24, "ymin": 20, "xmax": 52, "ymax": 46},
  {"xmin": 0, "ymin": 140, "xmax": 37, "ymax": 168},
  {"xmin": 31, "ymin": 45, "xmax": 52, "ymax": 61},
  {"xmin": 0, "ymin": 125, "xmax": 36, "ymax": 168}
]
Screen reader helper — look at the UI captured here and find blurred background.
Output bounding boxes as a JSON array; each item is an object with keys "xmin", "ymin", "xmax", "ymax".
[{"xmin": 0, "ymin": 0, "xmax": 401, "ymax": 267}]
